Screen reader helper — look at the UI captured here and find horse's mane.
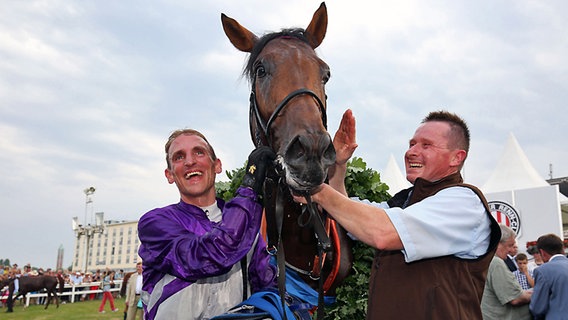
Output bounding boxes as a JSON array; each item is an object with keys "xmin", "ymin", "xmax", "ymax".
[{"xmin": 244, "ymin": 28, "xmax": 310, "ymax": 82}]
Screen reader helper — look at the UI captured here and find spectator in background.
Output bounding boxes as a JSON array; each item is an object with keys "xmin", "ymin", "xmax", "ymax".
[
  {"xmin": 91, "ymin": 269, "xmax": 102, "ymax": 300},
  {"xmin": 23, "ymin": 264, "xmax": 32, "ymax": 276},
  {"xmin": 87, "ymin": 272, "xmax": 99, "ymax": 301},
  {"xmin": 71, "ymin": 271, "xmax": 84, "ymax": 301},
  {"xmin": 513, "ymin": 253, "xmax": 534, "ymax": 290},
  {"xmin": 10, "ymin": 264, "xmax": 21, "ymax": 295},
  {"xmin": 57, "ymin": 269, "xmax": 70, "ymax": 303},
  {"xmin": 125, "ymin": 262, "xmax": 143, "ymax": 320},
  {"xmin": 527, "ymin": 245, "xmax": 544, "ymax": 274},
  {"xmin": 71, "ymin": 271, "xmax": 83, "ymax": 285},
  {"xmin": 98, "ymin": 269, "xmax": 119, "ymax": 313},
  {"xmin": 481, "ymin": 224, "xmax": 531, "ymax": 320},
  {"xmin": 504, "ymin": 241, "xmax": 518, "ymax": 272},
  {"xmin": 82, "ymin": 272, "xmax": 94, "ymax": 301},
  {"xmin": 92, "ymin": 269, "xmax": 102, "ymax": 282},
  {"xmin": 529, "ymin": 233, "xmax": 568, "ymax": 319}
]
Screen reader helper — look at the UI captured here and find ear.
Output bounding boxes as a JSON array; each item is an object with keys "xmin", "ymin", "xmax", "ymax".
[
  {"xmin": 305, "ymin": 2, "xmax": 328, "ymax": 49},
  {"xmin": 165, "ymin": 168, "xmax": 175, "ymax": 184},
  {"xmin": 221, "ymin": 13, "xmax": 259, "ymax": 52},
  {"xmin": 450, "ymin": 149, "xmax": 467, "ymax": 168},
  {"xmin": 215, "ymin": 159, "xmax": 223, "ymax": 174}
]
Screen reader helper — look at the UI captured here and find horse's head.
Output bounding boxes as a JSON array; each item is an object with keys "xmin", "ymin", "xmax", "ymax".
[{"xmin": 222, "ymin": 2, "xmax": 335, "ymax": 194}]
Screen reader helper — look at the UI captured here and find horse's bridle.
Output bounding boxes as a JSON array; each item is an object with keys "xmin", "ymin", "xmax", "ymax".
[
  {"xmin": 249, "ymin": 81, "xmax": 327, "ymax": 148},
  {"xmin": 249, "ymin": 76, "xmax": 333, "ymax": 254},
  {"xmin": 250, "ymin": 77, "xmax": 333, "ymax": 320}
]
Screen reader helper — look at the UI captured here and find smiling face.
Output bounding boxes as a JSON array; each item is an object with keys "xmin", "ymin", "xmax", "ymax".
[
  {"xmin": 404, "ymin": 121, "xmax": 466, "ymax": 184},
  {"xmin": 165, "ymin": 134, "xmax": 222, "ymax": 207}
]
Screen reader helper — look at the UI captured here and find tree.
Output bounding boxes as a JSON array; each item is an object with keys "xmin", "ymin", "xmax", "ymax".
[
  {"xmin": 215, "ymin": 157, "xmax": 392, "ymax": 319},
  {"xmin": 1, "ymin": 258, "xmax": 11, "ymax": 267}
]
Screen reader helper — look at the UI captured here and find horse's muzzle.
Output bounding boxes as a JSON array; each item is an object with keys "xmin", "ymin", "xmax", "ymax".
[{"xmin": 279, "ymin": 133, "xmax": 335, "ymax": 193}]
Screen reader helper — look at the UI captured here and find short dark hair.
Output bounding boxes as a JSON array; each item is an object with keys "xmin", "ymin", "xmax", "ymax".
[
  {"xmin": 536, "ymin": 233, "xmax": 564, "ymax": 256},
  {"xmin": 422, "ymin": 110, "xmax": 470, "ymax": 153},
  {"xmin": 515, "ymin": 253, "xmax": 528, "ymax": 261},
  {"xmin": 527, "ymin": 245, "xmax": 539, "ymax": 255},
  {"xmin": 164, "ymin": 129, "xmax": 217, "ymax": 169}
]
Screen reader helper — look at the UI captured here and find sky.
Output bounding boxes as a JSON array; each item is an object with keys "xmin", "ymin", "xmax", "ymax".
[{"xmin": 1, "ymin": 0, "xmax": 566, "ymax": 269}]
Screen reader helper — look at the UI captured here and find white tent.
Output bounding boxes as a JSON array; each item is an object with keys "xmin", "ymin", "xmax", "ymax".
[
  {"xmin": 481, "ymin": 133, "xmax": 568, "ymax": 204},
  {"xmin": 482, "ymin": 133, "xmax": 549, "ymax": 193},
  {"xmin": 480, "ymin": 133, "xmax": 565, "ymax": 244},
  {"xmin": 382, "ymin": 154, "xmax": 411, "ymax": 196}
]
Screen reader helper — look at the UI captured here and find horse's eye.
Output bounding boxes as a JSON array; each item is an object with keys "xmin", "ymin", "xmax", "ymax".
[
  {"xmin": 255, "ymin": 65, "xmax": 267, "ymax": 78},
  {"xmin": 322, "ymin": 69, "xmax": 331, "ymax": 84}
]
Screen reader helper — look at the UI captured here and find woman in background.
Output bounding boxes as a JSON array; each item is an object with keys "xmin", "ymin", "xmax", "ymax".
[{"xmin": 98, "ymin": 269, "xmax": 119, "ymax": 313}]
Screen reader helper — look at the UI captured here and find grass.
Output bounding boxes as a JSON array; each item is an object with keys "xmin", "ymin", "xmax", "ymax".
[{"xmin": 1, "ymin": 296, "xmax": 128, "ymax": 320}]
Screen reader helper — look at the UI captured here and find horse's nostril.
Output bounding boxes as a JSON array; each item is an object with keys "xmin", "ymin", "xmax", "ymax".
[
  {"xmin": 286, "ymin": 136, "xmax": 306, "ymax": 161},
  {"xmin": 323, "ymin": 143, "xmax": 336, "ymax": 166},
  {"xmin": 321, "ymin": 135, "xmax": 336, "ymax": 165},
  {"xmin": 284, "ymin": 134, "xmax": 336, "ymax": 172}
]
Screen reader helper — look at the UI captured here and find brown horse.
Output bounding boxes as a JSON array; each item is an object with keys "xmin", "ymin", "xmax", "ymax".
[
  {"xmin": 221, "ymin": 2, "xmax": 352, "ymax": 315},
  {"xmin": 3, "ymin": 275, "xmax": 65, "ymax": 312}
]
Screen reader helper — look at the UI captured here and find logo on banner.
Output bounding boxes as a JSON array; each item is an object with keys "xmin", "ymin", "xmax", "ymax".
[{"xmin": 488, "ymin": 201, "xmax": 521, "ymax": 236}]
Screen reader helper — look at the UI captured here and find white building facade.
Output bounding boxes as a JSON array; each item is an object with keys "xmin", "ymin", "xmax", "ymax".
[{"xmin": 73, "ymin": 220, "xmax": 141, "ymax": 273}]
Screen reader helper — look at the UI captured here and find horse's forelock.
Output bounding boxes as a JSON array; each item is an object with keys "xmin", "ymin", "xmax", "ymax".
[{"xmin": 244, "ymin": 28, "xmax": 309, "ymax": 82}]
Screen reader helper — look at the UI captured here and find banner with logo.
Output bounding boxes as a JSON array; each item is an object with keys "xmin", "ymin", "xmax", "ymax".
[{"xmin": 485, "ymin": 185, "xmax": 563, "ymax": 251}]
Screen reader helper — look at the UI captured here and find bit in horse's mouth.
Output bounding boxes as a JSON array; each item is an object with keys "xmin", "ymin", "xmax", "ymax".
[
  {"xmin": 289, "ymin": 185, "xmax": 322, "ymax": 198},
  {"xmin": 285, "ymin": 173, "xmax": 323, "ymax": 196},
  {"xmin": 276, "ymin": 156, "xmax": 325, "ymax": 195}
]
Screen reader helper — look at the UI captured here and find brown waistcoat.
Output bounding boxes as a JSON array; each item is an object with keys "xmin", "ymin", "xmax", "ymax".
[{"xmin": 367, "ymin": 172, "xmax": 501, "ymax": 320}]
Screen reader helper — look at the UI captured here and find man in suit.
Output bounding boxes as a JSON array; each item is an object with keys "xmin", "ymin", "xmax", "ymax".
[
  {"xmin": 126, "ymin": 262, "xmax": 143, "ymax": 320},
  {"xmin": 504, "ymin": 241, "xmax": 518, "ymax": 272},
  {"xmin": 529, "ymin": 233, "xmax": 568, "ymax": 319}
]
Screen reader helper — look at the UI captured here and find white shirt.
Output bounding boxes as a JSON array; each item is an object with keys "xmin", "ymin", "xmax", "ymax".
[
  {"xmin": 363, "ymin": 186, "xmax": 492, "ymax": 262},
  {"xmin": 135, "ymin": 273, "xmax": 143, "ymax": 294}
]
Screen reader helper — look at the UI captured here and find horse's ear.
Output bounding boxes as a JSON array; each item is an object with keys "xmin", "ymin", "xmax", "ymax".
[
  {"xmin": 305, "ymin": 2, "xmax": 327, "ymax": 49},
  {"xmin": 221, "ymin": 13, "xmax": 258, "ymax": 53}
]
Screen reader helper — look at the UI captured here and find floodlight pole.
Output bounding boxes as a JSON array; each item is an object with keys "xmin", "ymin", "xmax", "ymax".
[{"xmin": 72, "ymin": 187, "xmax": 105, "ymax": 273}]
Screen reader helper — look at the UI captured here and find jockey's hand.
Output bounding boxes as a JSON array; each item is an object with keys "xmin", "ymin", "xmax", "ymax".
[
  {"xmin": 241, "ymin": 146, "xmax": 276, "ymax": 195},
  {"xmin": 333, "ymin": 109, "xmax": 358, "ymax": 165}
]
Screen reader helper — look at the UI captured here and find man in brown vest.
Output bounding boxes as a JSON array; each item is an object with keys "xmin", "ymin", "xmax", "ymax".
[{"xmin": 295, "ymin": 109, "xmax": 501, "ymax": 319}]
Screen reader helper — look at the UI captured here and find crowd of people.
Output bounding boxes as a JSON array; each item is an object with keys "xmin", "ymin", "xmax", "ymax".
[
  {"xmin": 1, "ymin": 263, "xmax": 143, "ymax": 319},
  {"xmin": 1, "ymin": 264, "xmax": 123, "ymax": 298},
  {"xmin": 481, "ymin": 227, "xmax": 568, "ymax": 319}
]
